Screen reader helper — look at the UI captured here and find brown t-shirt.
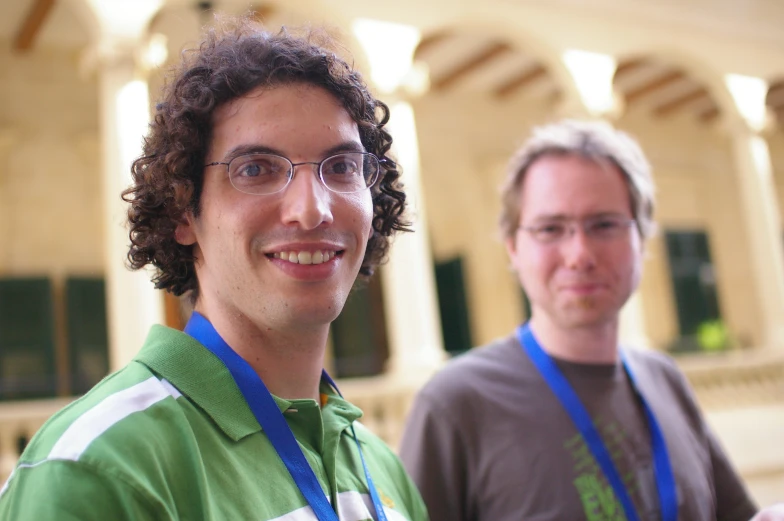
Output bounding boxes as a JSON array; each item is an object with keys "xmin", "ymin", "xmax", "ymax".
[{"xmin": 399, "ymin": 334, "xmax": 758, "ymax": 521}]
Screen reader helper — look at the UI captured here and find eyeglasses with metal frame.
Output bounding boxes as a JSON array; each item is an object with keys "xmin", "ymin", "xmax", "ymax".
[
  {"xmin": 204, "ymin": 152, "xmax": 382, "ymax": 195},
  {"xmin": 518, "ymin": 215, "xmax": 636, "ymax": 244}
]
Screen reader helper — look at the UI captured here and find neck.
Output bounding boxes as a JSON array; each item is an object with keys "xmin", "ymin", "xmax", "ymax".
[
  {"xmin": 193, "ymin": 303, "xmax": 328, "ymax": 402},
  {"xmin": 528, "ymin": 311, "xmax": 619, "ymax": 364}
]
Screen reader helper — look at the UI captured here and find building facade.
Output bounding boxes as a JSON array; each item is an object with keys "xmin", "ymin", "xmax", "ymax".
[{"xmin": 1, "ymin": 0, "xmax": 783, "ymax": 506}]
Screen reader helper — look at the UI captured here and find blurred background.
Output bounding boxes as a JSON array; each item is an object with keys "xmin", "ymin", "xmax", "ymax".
[{"xmin": 1, "ymin": 0, "xmax": 783, "ymax": 506}]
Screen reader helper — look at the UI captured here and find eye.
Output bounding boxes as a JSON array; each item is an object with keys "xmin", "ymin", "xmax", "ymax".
[
  {"xmin": 589, "ymin": 218, "xmax": 624, "ymax": 234},
  {"xmin": 234, "ymin": 157, "xmax": 278, "ymax": 178},
  {"xmin": 586, "ymin": 217, "xmax": 632, "ymax": 239},
  {"xmin": 594, "ymin": 219, "xmax": 620, "ymax": 230},
  {"xmin": 323, "ymin": 154, "xmax": 361, "ymax": 176},
  {"xmin": 241, "ymin": 163, "xmax": 261, "ymax": 177},
  {"xmin": 534, "ymin": 223, "xmax": 565, "ymax": 240}
]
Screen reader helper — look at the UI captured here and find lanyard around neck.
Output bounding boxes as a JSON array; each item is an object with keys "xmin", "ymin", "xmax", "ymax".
[
  {"xmin": 184, "ymin": 312, "xmax": 388, "ymax": 521},
  {"xmin": 517, "ymin": 323, "xmax": 678, "ymax": 521}
]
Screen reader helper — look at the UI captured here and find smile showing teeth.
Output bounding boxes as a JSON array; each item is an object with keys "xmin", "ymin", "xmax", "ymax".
[{"xmin": 271, "ymin": 250, "xmax": 338, "ymax": 265}]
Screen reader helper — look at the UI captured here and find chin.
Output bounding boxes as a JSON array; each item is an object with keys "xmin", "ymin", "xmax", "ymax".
[
  {"xmin": 299, "ymin": 297, "xmax": 346, "ymax": 323},
  {"xmin": 557, "ymin": 304, "xmax": 616, "ymax": 328}
]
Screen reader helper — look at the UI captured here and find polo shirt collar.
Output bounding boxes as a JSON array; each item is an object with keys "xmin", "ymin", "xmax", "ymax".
[{"xmin": 133, "ymin": 325, "xmax": 364, "ymax": 442}]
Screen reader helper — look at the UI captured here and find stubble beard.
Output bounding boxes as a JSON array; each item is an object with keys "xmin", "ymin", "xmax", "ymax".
[{"xmin": 558, "ymin": 295, "xmax": 615, "ymax": 329}]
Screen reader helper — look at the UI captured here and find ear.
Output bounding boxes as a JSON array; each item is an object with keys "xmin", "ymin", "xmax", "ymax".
[
  {"xmin": 505, "ymin": 236, "xmax": 519, "ymax": 271},
  {"xmin": 632, "ymin": 224, "xmax": 647, "ymax": 258},
  {"xmin": 174, "ymin": 212, "xmax": 197, "ymax": 246},
  {"xmin": 505, "ymin": 236, "xmax": 517, "ymax": 257}
]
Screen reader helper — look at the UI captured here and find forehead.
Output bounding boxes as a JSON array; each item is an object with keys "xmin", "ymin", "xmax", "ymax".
[
  {"xmin": 519, "ymin": 153, "xmax": 632, "ymax": 221},
  {"xmin": 209, "ymin": 83, "xmax": 361, "ymax": 156}
]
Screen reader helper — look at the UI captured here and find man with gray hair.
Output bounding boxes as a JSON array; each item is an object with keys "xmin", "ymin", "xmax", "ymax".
[{"xmin": 399, "ymin": 120, "xmax": 759, "ymax": 521}]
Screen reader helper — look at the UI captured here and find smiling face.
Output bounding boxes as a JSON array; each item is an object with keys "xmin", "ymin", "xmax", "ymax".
[
  {"xmin": 175, "ymin": 84, "xmax": 374, "ymax": 333},
  {"xmin": 505, "ymin": 154, "xmax": 643, "ymax": 330}
]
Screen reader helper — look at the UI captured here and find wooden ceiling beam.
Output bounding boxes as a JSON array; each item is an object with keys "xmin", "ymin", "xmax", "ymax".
[
  {"xmin": 767, "ymin": 82, "xmax": 784, "ymax": 106},
  {"xmin": 493, "ymin": 64, "xmax": 547, "ymax": 99},
  {"xmin": 776, "ymin": 110, "xmax": 784, "ymax": 129},
  {"xmin": 698, "ymin": 106, "xmax": 720, "ymax": 123},
  {"xmin": 654, "ymin": 88, "xmax": 710, "ymax": 116},
  {"xmin": 772, "ymin": 109, "xmax": 784, "ymax": 131},
  {"xmin": 768, "ymin": 81, "xmax": 784, "ymax": 95},
  {"xmin": 414, "ymin": 32, "xmax": 449, "ymax": 60},
  {"xmin": 613, "ymin": 58, "xmax": 646, "ymax": 79},
  {"xmin": 432, "ymin": 42, "xmax": 511, "ymax": 92},
  {"xmin": 768, "ymin": 94, "xmax": 784, "ymax": 109},
  {"xmin": 624, "ymin": 70, "xmax": 685, "ymax": 104},
  {"xmin": 13, "ymin": 0, "xmax": 56, "ymax": 52}
]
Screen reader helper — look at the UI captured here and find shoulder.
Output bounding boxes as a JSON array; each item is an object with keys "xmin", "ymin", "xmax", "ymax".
[
  {"xmin": 416, "ymin": 334, "xmax": 525, "ymax": 404},
  {"xmin": 1, "ymin": 362, "xmax": 190, "ymax": 517},
  {"xmin": 14, "ymin": 361, "xmax": 192, "ymax": 484},
  {"xmin": 623, "ymin": 347, "xmax": 688, "ymax": 387},
  {"xmin": 622, "ymin": 347, "xmax": 705, "ymax": 419}
]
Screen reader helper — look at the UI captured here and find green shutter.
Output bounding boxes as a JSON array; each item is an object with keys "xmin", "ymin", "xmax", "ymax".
[
  {"xmin": 65, "ymin": 277, "xmax": 109, "ymax": 395},
  {"xmin": 435, "ymin": 257, "xmax": 473, "ymax": 354},
  {"xmin": 330, "ymin": 276, "xmax": 388, "ymax": 378},
  {"xmin": 0, "ymin": 278, "xmax": 58, "ymax": 400},
  {"xmin": 664, "ymin": 230, "xmax": 722, "ymax": 352}
]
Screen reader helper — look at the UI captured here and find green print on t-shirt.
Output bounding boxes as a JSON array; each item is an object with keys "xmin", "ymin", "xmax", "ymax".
[
  {"xmin": 574, "ymin": 474, "xmax": 625, "ymax": 521},
  {"xmin": 565, "ymin": 419, "xmax": 641, "ymax": 521}
]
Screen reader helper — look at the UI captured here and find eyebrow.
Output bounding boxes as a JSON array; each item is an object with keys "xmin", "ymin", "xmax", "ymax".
[
  {"xmin": 222, "ymin": 141, "xmax": 366, "ymax": 162},
  {"xmin": 529, "ymin": 211, "xmax": 627, "ymax": 223}
]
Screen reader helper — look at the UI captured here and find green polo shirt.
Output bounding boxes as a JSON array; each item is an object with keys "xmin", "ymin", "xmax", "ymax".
[{"xmin": 0, "ymin": 326, "xmax": 428, "ymax": 521}]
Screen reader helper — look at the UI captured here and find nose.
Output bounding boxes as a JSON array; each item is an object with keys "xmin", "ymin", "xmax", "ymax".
[
  {"xmin": 280, "ymin": 164, "xmax": 333, "ymax": 230},
  {"xmin": 560, "ymin": 225, "xmax": 597, "ymax": 271}
]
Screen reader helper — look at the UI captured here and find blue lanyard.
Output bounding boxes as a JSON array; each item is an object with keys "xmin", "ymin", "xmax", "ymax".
[
  {"xmin": 185, "ymin": 312, "xmax": 388, "ymax": 521},
  {"xmin": 517, "ymin": 323, "xmax": 678, "ymax": 521}
]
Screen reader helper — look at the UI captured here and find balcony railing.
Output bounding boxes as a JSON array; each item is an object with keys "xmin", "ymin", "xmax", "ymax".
[
  {"xmin": 0, "ymin": 397, "xmax": 73, "ymax": 484},
  {"xmin": 0, "ymin": 353, "xmax": 782, "ymax": 503},
  {"xmin": 676, "ymin": 350, "xmax": 784, "ymax": 408}
]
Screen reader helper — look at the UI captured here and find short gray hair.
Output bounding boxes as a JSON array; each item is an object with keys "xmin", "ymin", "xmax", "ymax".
[{"xmin": 499, "ymin": 119, "xmax": 656, "ymax": 240}]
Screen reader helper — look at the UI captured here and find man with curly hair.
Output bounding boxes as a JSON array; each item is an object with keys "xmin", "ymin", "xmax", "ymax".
[{"xmin": 0, "ymin": 17, "xmax": 427, "ymax": 521}]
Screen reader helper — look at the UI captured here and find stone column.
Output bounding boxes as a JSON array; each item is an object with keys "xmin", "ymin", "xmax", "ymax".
[
  {"xmin": 725, "ymin": 107, "xmax": 784, "ymax": 348},
  {"xmin": 75, "ymin": 0, "xmax": 165, "ymax": 369},
  {"xmin": 380, "ymin": 101, "xmax": 447, "ymax": 376},
  {"xmin": 722, "ymin": 74, "xmax": 784, "ymax": 350},
  {"xmin": 352, "ymin": 19, "xmax": 447, "ymax": 378}
]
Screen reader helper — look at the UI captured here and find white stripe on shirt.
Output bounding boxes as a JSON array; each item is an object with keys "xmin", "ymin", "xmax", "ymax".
[
  {"xmin": 48, "ymin": 376, "xmax": 181, "ymax": 461},
  {"xmin": 0, "ymin": 377, "xmax": 181, "ymax": 500}
]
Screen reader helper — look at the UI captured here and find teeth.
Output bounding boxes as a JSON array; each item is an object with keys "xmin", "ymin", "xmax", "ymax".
[{"xmin": 273, "ymin": 250, "xmax": 337, "ymax": 265}]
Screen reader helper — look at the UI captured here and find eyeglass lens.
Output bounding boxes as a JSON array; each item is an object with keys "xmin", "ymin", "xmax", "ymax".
[
  {"xmin": 526, "ymin": 216, "xmax": 633, "ymax": 243},
  {"xmin": 228, "ymin": 153, "xmax": 379, "ymax": 195}
]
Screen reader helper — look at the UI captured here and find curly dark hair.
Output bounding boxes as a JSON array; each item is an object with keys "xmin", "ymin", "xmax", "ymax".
[{"xmin": 123, "ymin": 16, "xmax": 410, "ymax": 298}]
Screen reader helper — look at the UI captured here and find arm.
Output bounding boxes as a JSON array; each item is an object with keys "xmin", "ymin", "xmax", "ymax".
[
  {"xmin": 708, "ymin": 427, "xmax": 758, "ymax": 521},
  {"xmin": 750, "ymin": 504, "xmax": 784, "ymax": 521},
  {"xmin": 399, "ymin": 391, "xmax": 471, "ymax": 521},
  {"xmin": 659, "ymin": 355, "xmax": 758, "ymax": 521},
  {"xmin": 0, "ymin": 460, "xmax": 159, "ymax": 521}
]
